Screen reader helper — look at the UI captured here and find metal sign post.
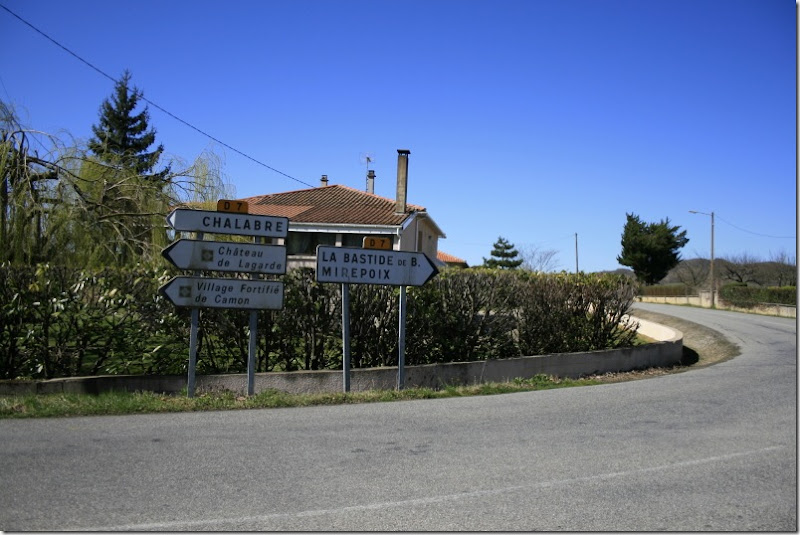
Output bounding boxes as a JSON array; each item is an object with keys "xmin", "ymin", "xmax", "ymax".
[
  {"xmin": 342, "ymin": 283, "xmax": 351, "ymax": 392},
  {"xmin": 315, "ymin": 245, "xmax": 438, "ymax": 391},
  {"xmin": 188, "ymin": 308, "xmax": 200, "ymax": 397},
  {"xmin": 247, "ymin": 236, "xmax": 259, "ymax": 396},
  {"xmin": 187, "ymin": 231, "xmax": 203, "ymax": 398},
  {"xmin": 397, "ymin": 286, "xmax": 407, "ymax": 390}
]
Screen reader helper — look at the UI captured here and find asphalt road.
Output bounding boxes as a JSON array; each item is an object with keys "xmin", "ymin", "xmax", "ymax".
[{"xmin": 1, "ymin": 303, "xmax": 796, "ymax": 531}]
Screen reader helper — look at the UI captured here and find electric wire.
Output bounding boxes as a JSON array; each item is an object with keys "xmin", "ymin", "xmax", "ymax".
[
  {"xmin": 716, "ymin": 214, "xmax": 795, "ymax": 240},
  {"xmin": 0, "ymin": 3, "xmax": 315, "ymax": 189}
]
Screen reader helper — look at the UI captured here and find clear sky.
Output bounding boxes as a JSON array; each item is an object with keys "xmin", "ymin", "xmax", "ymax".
[{"xmin": 1, "ymin": 0, "xmax": 796, "ymax": 272}]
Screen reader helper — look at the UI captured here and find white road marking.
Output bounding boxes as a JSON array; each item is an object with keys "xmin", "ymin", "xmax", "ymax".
[{"xmin": 78, "ymin": 445, "xmax": 786, "ymax": 531}]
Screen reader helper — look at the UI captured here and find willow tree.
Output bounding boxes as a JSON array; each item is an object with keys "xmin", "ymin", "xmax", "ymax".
[{"xmin": 0, "ymin": 102, "xmax": 77, "ymax": 265}]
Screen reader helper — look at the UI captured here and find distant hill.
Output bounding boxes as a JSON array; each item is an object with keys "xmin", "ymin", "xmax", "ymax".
[{"xmin": 661, "ymin": 257, "xmax": 795, "ymax": 289}]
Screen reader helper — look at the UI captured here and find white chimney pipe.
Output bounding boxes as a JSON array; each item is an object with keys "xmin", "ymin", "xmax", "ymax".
[{"xmin": 320, "ymin": 174, "xmax": 328, "ymax": 187}]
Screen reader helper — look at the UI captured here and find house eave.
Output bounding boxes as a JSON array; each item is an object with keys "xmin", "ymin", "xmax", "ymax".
[{"xmin": 289, "ymin": 221, "xmax": 403, "ymax": 236}]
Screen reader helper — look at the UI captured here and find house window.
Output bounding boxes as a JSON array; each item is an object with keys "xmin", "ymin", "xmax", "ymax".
[{"xmin": 286, "ymin": 232, "xmax": 336, "ymax": 255}]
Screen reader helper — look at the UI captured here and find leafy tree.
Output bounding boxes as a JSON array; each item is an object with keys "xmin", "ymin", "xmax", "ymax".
[
  {"xmin": 617, "ymin": 213, "xmax": 689, "ymax": 284},
  {"xmin": 88, "ymin": 70, "xmax": 169, "ymax": 181},
  {"xmin": 483, "ymin": 236, "xmax": 523, "ymax": 270},
  {"xmin": 1, "ymin": 104, "xmax": 81, "ymax": 265},
  {"xmin": 1, "ymin": 97, "xmax": 232, "ymax": 268}
]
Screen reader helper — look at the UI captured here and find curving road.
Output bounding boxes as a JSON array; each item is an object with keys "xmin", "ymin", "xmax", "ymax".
[{"xmin": 1, "ymin": 304, "xmax": 795, "ymax": 531}]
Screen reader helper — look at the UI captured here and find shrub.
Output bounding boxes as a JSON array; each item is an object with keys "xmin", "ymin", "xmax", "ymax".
[
  {"xmin": 640, "ymin": 283, "xmax": 692, "ymax": 297},
  {"xmin": 719, "ymin": 284, "xmax": 797, "ymax": 308},
  {"xmin": 0, "ymin": 264, "xmax": 640, "ymax": 379}
]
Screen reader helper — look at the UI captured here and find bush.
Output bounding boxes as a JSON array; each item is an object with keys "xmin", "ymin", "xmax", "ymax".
[
  {"xmin": 719, "ymin": 284, "xmax": 797, "ymax": 308},
  {"xmin": 640, "ymin": 283, "xmax": 692, "ymax": 297},
  {"xmin": 0, "ymin": 264, "xmax": 640, "ymax": 379}
]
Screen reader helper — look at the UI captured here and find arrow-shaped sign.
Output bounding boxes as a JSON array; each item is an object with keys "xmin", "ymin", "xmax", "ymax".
[
  {"xmin": 159, "ymin": 276, "xmax": 284, "ymax": 310},
  {"xmin": 315, "ymin": 245, "xmax": 438, "ymax": 287},
  {"xmin": 166, "ymin": 209, "xmax": 288, "ymax": 238},
  {"xmin": 162, "ymin": 239, "xmax": 287, "ymax": 274}
]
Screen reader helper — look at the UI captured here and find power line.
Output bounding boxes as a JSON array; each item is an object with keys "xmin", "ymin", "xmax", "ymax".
[
  {"xmin": 0, "ymin": 3, "xmax": 315, "ymax": 189},
  {"xmin": 716, "ymin": 214, "xmax": 795, "ymax": 240}
]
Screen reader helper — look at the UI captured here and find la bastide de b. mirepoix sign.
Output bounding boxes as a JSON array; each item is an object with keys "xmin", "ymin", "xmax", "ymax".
[{"xmin": 315, "ymin": 245, "xmax": 438, "ymax": 287}]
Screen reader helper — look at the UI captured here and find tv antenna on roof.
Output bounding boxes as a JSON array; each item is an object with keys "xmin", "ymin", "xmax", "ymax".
[{"xmin": 359, "ymin": 152, "xmax": 375, "ymax": 189}]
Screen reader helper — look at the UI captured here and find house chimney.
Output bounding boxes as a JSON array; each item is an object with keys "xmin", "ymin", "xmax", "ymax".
[
  {"xmin": 395, "ymin": 149, "xmax": 410, "ymax": 214},
  {"xmin": 320, "ymin": 174, "xmax": 328, "ymax": 187},
  {"xmin": 366, "ymin": 169, "xmax": 375, "ymax": 194}
]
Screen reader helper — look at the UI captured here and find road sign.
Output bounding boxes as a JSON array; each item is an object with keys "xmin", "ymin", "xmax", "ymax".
[
  {"xmin": 316, "ymin": 245, "xmax": 438, "ymax": 286},
  {"xmin": 217, "ymin": 199, "xmax": 249, "ymax": 213},
  {"xmin": 162, "ymin": 239, "xmax": 287, "ymax": 274},
  {"xmin": 166, "ymin": 209, "xmax": 288, "ymax": 238},
  {"xmin": 362, "ymin": 236, "xmax": 392, "ymax": 250},
  {"xmin": 159, "ymin": 276, "xmax": 284, "ymax": 310}
]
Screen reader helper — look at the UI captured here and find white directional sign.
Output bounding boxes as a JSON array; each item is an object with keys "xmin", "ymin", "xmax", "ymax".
[
  {"xmin": 159, "ymin": 276, "xmax": 284, "ymax": 310},
  {"xmin": 162, "ymin": 239, "xmax": 287, "ymax": 274},
  {"xmin": 316, "ymin": 245, "xmax": 438, "ymax": 286},
  {"xmin": 166, "ymin": 209, "xmax": 288, "ymax": 238}
]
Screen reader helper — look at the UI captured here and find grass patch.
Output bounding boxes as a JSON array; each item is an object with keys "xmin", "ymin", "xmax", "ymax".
[{"xmin": 0, "ymin": 374, "xmax": 601, "ymax": 419}]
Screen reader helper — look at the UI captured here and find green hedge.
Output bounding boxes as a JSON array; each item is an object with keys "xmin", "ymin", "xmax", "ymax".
[
  {"xmin": 0, "ymin": 264, "xmax": 639, "ymax": 379},
  {"xmin": 640, "ymin": 283, "xmax": 693, "ymax": 297},
  {"xmin": 719, "ymin": 284, "xmax": 797, "ymax": 308}
]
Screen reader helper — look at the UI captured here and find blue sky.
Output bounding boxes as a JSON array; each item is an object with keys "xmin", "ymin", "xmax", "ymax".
[{"xmin": 1, "ymin": 0, "xmax": 795, "ymax": 272}]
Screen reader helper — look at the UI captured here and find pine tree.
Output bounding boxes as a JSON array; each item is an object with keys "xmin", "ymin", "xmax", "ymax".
[
  {"xmin": 483, "ymin": 236, "xmax": 523, "ymax": 269},
  {"xmin": 88, "ymin": 70, "xmax": 169, "ymax": 181}
]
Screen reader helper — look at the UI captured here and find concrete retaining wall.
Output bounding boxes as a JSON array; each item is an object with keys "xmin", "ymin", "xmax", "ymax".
[
  {"xmin": 0, "ymin": 316, "xmax": 683, "ymax": 397},
  {"xmin": 636, "ymin": 295, "xmax": 796, "ymax": 318}
]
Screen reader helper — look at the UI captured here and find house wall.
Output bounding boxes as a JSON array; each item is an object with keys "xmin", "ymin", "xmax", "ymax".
[{"xmin": 398, "ymin": 217, "xmax": 439, "ymax": 257}]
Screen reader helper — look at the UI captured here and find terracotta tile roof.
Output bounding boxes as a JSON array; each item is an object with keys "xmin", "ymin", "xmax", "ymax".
[
  {"xmin": 437, "ymin": 251, "xmax": 469, "ymax": 267},
  {"xmin": 239, "ymin": 185, "xmax": 425, "ymax": 226}
]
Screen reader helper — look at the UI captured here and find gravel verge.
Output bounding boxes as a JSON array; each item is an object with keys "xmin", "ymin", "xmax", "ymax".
[{"xmin": 586, "ymin": 308, "xmax": 741, "ymax": 384}]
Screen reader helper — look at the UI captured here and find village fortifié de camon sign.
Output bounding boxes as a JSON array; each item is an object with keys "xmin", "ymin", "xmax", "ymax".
[
  {"xmin": 166, "ymin": 208, "xmax": 288, "ymax": 238},
  {"xmin": 159, "ymin": 277, "xmax": 284, "ymax": 310},
  {"xmin": 316, "ymin": 245, "xmax": 438, "ymax": 286},
  {"xmin": 162, "ymin": 239, "xmax": 287, "ymax": 274}
]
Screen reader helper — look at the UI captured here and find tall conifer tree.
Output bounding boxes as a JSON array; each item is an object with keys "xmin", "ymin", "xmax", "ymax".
[
  {"xmin": 88, "ymin": 70, "xmax": 169, "ymax": 181},
  {"xmin": 84, "ymin": 71, "xmax": 171, "ymax": 266},
  {"xmin": 617, "ymin": 213, "xmax": 689, "ymax": 284},
  {"xmin": 483, "ymin": 236, "xmax": 523, "ymax": 269}
]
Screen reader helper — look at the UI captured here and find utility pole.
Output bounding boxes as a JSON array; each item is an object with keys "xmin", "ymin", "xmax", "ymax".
[
  {"xmin": 575, "ymin": 233, "xmax": 579, "ymax": 273},
  {"xmin": 689, "ymin": 210, "xmax": 715, "ymax": 308}
]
